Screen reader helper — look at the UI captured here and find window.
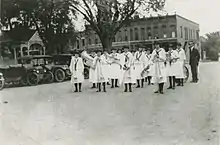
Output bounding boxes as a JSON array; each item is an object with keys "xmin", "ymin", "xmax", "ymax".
[
  {"xmin": 147, "ymin": 27, "xmax": 151, "ymax": 39},
  {"xmin": 118, "ymin": 30, "xmax": 122, "ymax": 41},
  {"xmin": 130, "ymin": 28, "xmax": 133, "ymax": 41},
  {"xmin": 88, "ymin": 38, "xmax": 92, "ymax": 45},
  {"xmin": 170, "ymin": 25, "xmax": 176, "ymax": 38},
  {"xmin": 180, "ymin": 26, "xmax": 183, "ymax": 38},
  {"xmin": 153, "ymin": 26, "xmax": 159, "ymax": 39},
  {"xmin": 141, "ymin": 28, "xmax": 145, "ymax": 40},
  {"xmin": 184, "ymin": 27, "xmax": 188, "ymax": 40},
  {"xmin": 196, "ymin": 30, "xmax": 199, "ymax": 40},
  {"xmin": 95, "ymin": 38, "xmax": 98, "ymax": 44},
  {"xmin": 124, "ymin": 29, "xmax": 128, "ymax": 41},
  {"xmin": 134, "ymin": 28, "xmax": 139, "ymax": 40},
  {"xmin": 82, "ymin": 39, "xmax": 85, "ymax": 46},
  {"xmin": 162, "ymin": 25, "xmax": 167, "ymax": 38},
  {"xmin": 77, "ymin": 40, "xmax": 80, "ymax": 49}
]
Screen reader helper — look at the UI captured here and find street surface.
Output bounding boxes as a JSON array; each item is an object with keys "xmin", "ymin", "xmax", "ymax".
[{"xmin": 0, "ymin": 62, "xmax": 219, "ymax": 145}]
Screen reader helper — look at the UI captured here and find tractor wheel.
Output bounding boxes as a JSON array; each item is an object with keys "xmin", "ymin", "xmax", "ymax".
[
  {"xmin": 54, "ymin": 69, "xmax": 66, "ymax": 82},
  {"xmin": 45, "ymin": 71, "xmax": 54, "ymax": 83}
]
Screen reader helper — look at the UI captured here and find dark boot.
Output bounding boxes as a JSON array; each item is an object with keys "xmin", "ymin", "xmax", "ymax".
[
  {"xmin": 115, "ymin": 79, "xmax": 119, "ymax": 87},
  {"xmin": 129, "ymin": 83, "xmax": 132, "ymax": 92},
  {"xmin": 145, "ymin": 77, "xmax": 148, "ymax": 82},
  {"xmin": 181, "ymin": 79, "xmax": 184, "ymax": 86},
  {"xmin": 91, "ymin": 83, "xmax": 96, "ymax": 89},
  {"xmin": 148, "ymin": 76, "xmax": 151, "ymax": 85},
  {"xmin": 172, "ymin": 76, "xmax": 176, "ymax": 89},
  {"xmin": 103, "ymin": 82, "xmax": 106, "ymax": 92},
  {"xmin": 136, "ymin": 80, "xmax": 140, "ymax": 88},
  {"xmin": 111, "ymin": 79, "xmax": 114, "ymax": 88},
  {"xmin": 79, "ymin": 83, "xmax": 82, "ymax": 92},
  {"xmin": 96, "ymin": 83, "xmax": 101, "ymax": 92},
  {"xmin": 141, "ymin": 79, "xmax": 144, "ymax": 88},
  {"xmin": 74, "ymin": 83, "xmax": 78, "ymax": 92},
  {"xmin": 124, "ymin": 84, "xmax": 128, "ymax": 92},
  {"xmin": 167, "ymin": 76, "xmax": 172, "ymax": 89},
  {"xmin": 177, "ymin": 79, "xmax": 181, "ymax": 86},
  {"xmin": 159, "ymin": 83, "xmax": 164, "ymax": 94}
]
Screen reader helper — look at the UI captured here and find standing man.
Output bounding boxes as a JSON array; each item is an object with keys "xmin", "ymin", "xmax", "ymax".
[
  {"xmin": 120, "ymin": 46, "xmax": 135, "ymax": 92},
  {"xmin": 134, "ymin": 47, "xmax": 145, "ymax": 88},
  {"xmin": 151, "ymin": 42, "xmax": 167, "ymax": 94},
  {"xmin": 166, "ymin": 44, "xmax": 179, "ymax": 89},
  {"xmin": 144, "ymin": 48, "xmax": 153, "ymax": 85},
  {"xmin": 189, "ymin": 41, "xmax": 200, "ymax": 83},
  {"xmin": 176, "ymin": 42, "xmax": 187, "ymax": 86},
  {"xmin": 109, "ymin": 48, "xmax": 121, "ymax": 88},
  {"xmin": 69, "ymin": 50, "xmax": 84, "ymax": 92}
]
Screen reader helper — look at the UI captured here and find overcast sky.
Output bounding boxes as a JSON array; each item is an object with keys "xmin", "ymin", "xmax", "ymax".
[{"xmin": 74, "ymin": 0, "xmax": 220, "ymax": 36}]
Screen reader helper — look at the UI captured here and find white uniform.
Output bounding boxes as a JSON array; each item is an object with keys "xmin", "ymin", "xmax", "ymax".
[
  {"xmin": 93, "ymin": 55, "xmax": 109, "ymax": 83},
  {"xmin": 69, "ymin": 56, "xmax": 84, "ymax": 83},
  {"xmin": 151, "ymin": 48, "xmax": 167, "ymax": 84},
  {"xmin": 120, "ymin": 52, "xmax": 136, "ymax": 84},
  {"xmin": 176, "ymin": 48, "xmax": 186, "ymax": 79},
  {"xmin": 133, "ymin": 51, "xmax": 145, "ymax": 80},
  {"xmin": 109, "ymin": 53, "xmax": 121, "ymax": 79},
  {"xmin": 89, "ymin": 55, "xmax": 96, "ymax": 83},
  {"xmin": 144, "ymin": 54, "xmax": 153, "ymax": 77},
  {"xmin": 166, "ymin": 50, "xmax": 179, "ymax": 76}
]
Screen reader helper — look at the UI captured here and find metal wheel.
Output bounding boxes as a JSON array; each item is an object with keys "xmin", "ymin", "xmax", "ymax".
[
  {"xmin": 184, "ymin": 65, "xmax": 189, "ymax": 83},
  {"xmin": 0, "ymin": 79, "xmax": 5, "ymax": 90},
  {"xmin": 27, "ymin": 72, "xmax": 39, "ymax": 86},
  {"xmin": 44, "ymin": 71, "xmax": 54, "ymax": 83},
  {"xmin": 54, "ymin": 69, "xmax": 66, "ymax": 82},
  {"xmin": 20, "ymin": 78, "xmax": 28, "ymax": 86}
]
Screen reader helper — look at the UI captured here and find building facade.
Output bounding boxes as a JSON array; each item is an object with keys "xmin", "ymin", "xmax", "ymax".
[{"xmin": 75, "ymin": 14, "xmax": 200, "ymax": 60}]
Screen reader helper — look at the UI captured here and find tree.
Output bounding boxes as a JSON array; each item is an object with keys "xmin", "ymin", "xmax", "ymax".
[
  {"xmin": 70, "ymin": 0, "xmax": 165, "ymax": 51},
  {"xmin": 1, "ymin": 0, "xmax": 78, "ymax": 54},
  {"xmin": 202, "ymin": 31, "xmax": 220, "ymax": 61}
]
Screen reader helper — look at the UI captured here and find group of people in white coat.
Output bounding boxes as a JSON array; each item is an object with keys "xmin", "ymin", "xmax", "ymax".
[{"xmin": 69, "ymin": 42, "xmax": 186, "ymax": 94}]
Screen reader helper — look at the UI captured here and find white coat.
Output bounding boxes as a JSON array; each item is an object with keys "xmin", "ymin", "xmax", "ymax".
[
  {"xmin": 69, "ymin": 57, "xmax": 84, "ymax": 83},
  {"xmin": 151, "ymin": 48, "xmax": 167, "ymax": 84},
  {"xmin": 144, "ymin": 54, "xmax": 154, "ymax": 77},
  {"xmin": 133, "ymin": 51, "xmax": 145, "ymax": 79},
  {"xmin": 166, "ymin": 50, "xmax": 179, "ymax": 77},
  {"xmin": 93, "ymin": 55, "xmax": 110, "ymax": 83},
  {"xmin": 119, "ymin": 52, "xmax": 136, "ymax": 84},
  {"xmin": 176, "ymin": 48, "xmax": 186, "ymax": 79},
  {"xmin": 109, "ymin": 53, "xmax": 121, "ymax": 79}
]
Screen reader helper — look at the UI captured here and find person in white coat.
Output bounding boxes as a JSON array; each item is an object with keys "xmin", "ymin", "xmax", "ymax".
[
  {"xmin": 134, "ymin": 47, "xmax": 146, "ymax": 88},
  {"xmin": 176, "ymin": 42, "xmax": 186, "ymax": 86},
  {"xmin": 144, "ymin": 48, "xmax": 153, "ymax": 85},
  {"xmin": 120, "ymin": 46, "xmax": 135, "ymax": 92},
  {"xmin": 151, "ymin": 42, "xmax": 167, "ymax": 94},
  {"xmin": 93, "ymin": 49, "xmax": 109, "ymax": 92},
  {"xmin": 89, "ymin": 51, "xmax": 97, "ymax": 88},
  {"xmin": 69, "ymin": 50, "xmax": 84, "ymax": 92},
  {"xmin": 166, "ymin": 45, "xmax": 179, "ymax": 90},
  {"xmin": 109, "ymin": 48, "xmax": 121, "ymax": 88}
]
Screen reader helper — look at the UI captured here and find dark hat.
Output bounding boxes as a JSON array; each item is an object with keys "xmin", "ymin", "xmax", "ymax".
[
  {"xmin": 122, "ymin": 46, "xmax": 129, "ymax": 50},
  {"xmin": 154, "ymin": 41, "xmax": 160, "ymax": 45},
  {"xmin": 111, "ymin": 47, "xmax": 117, "ymax": 50},
  {"xmin": 95, "ymin": 48, "xmax": 103, "ymax": 53}
]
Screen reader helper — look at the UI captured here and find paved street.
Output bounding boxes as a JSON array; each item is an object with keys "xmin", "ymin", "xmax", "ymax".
[{"xmin": 0, "ymin": 62, "xmax": 219, "ymax": 145}]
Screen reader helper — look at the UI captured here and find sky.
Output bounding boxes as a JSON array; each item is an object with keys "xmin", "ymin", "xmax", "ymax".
[{"xmin": 74, "ymin": 0, "xmax": 220, "ymax": 36}]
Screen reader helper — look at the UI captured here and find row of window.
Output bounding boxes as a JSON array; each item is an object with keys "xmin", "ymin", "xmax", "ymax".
[{"xmin": 180, "ymin": 26, "xmax": 199, "ymax": 40}]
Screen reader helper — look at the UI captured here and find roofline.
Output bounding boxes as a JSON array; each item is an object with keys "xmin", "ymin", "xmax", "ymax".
[{"xmin": 176, "ymin": 14, "xmax": 199, "ymax": 26}]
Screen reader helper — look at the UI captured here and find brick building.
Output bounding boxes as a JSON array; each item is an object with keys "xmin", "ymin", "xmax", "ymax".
[{"xmin": 75, "ymin": 14, "xmax": 200, "ymax": 60}]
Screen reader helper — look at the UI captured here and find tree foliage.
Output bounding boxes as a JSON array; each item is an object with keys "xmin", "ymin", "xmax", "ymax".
[
  {"xmin": 1, "ymin": 0, "xmax": 77, "ymax": 54},
  {"xmin": 70, "ymin": 0, "xmax": 165, "ymax": 50},
  {"xmin": 202, "ymin": 31, "xmax": 220, "ymax": 61}
]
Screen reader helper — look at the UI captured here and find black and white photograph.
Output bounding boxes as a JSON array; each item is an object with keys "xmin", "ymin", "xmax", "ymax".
[{"xmin": 0, "ymin": 0, "xmax": 219, "ymax": 144}]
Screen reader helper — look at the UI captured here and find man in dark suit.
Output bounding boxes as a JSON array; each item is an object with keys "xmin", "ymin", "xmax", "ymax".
[{"xmin": 189, "ymin": 41, "xmax": 200, "ymax": 83}]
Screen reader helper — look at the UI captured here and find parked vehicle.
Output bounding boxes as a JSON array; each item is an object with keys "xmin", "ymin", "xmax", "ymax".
[
  {"xmin": 0, "ymin": 72, "xmax": 4, "ymax": 90},
  {"xmin": 52, "ymin": 54, "xmax": 72, "ymax": 82},
  {"xmin": 17, "ymin": 55, "xmax": 54, "ymax": 84}
]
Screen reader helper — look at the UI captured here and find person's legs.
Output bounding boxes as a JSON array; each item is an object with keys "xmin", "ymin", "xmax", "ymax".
[
  {"xmin": 124, "ymin": 83, "xmax": 128, "ymax": 92},
  {"xmin": 115, "ymin": 79, "xmax": 119, "ymax": 87},
  {"xmin": 103, "ymin": 82, "xmax": 106, "ymax": 92},
  {"xmin": 136, "ymin": 79, "xmax": 140, "ymax": 88},
  {"xmin": 168, "ymin": 76, "xmax": 172, "ymax": 89},
  {"xmin": 111, "ymin": 79, "xmax": 114, "ymax": 88},
  {"xmin": 172, "ymin": 76, "xmax": 176, "ymax": 89},
  {"xmin": 141, "ymin": 78, "xmax": 144, "ymax": 88},
  {"xmin": 79, "ymin": 83, "xmax": 82, "ymax": 92},
  {"xmin": 74, "ymin": 83, "xmax": 78, "ymax": 92},
  {"xmin": 129, "ymin": 83, "xmax": 132, "ymax": 92}
]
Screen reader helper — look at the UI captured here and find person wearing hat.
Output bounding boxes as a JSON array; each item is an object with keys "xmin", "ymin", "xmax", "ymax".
[
  {"xmin": 134, "ymin": 47, "xmax": 145, "ymax": 88},
  {"xmin": 93, "ymin": 49, "xmax": 109, "ymax": 92},
  {"xmin": 151, "ymin": 42, "xmax": 167, "ymax": 94},
  {"xmin": 69, "ymin": 50, "xmax": 84, "ymax": 92},
  {"xmin": 120, "ymin": 46, "xmax": 135, "ymax": 92},
  {"xmin": 189, "ymin": 41, "xmax": 200, "ymax": 83},
  {"xmin": 175, "ymin": 42, "xmax": 186, "ymax": 86},
  {"xmin": 166, "ymin": 43, "xmax": 179, "ymax": 89},
  {"xmin": 109, "ymin": 47, "xmax": 121, "ymax": 88}
]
